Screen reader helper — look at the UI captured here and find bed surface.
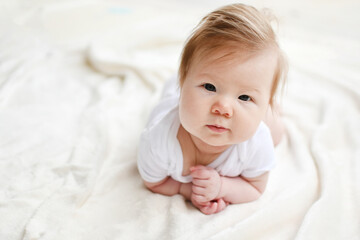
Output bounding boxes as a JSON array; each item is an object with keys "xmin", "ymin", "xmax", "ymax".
[{"xmin": 0, "ymin": 0, "xmax": 359, "ymax": 239}]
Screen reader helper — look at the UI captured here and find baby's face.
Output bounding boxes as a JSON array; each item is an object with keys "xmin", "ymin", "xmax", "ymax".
[{"xmin": 179, "ymin": 48, "xmax": 277, "ymax": 147}]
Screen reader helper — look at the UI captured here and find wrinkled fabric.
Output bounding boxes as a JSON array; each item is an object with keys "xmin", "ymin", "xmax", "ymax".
[{"xmin": 0, "ymin": 1, "xmax": 359, "ymax": 240}]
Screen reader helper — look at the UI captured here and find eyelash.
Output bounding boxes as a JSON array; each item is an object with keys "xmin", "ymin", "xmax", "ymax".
[
  {"xmin": 203, "ymin": 83, "xmax": 216, "ymax": 92},
  {"xmin": 238, "ymin": 95, "xmax": 251, "ymax": 102},
  {"xmin": 202, "ymin": 83, "xmax": 252, "ymax": 102}
]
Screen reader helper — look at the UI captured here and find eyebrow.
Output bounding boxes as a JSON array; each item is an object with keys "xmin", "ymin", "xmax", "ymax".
[
  {"xmin": 197, "ymin": 73, "xmax": 214, "ymax": 80},
  {"xmin": 245, "ymin": 88, "xmax": 261, "ymax": 93}
]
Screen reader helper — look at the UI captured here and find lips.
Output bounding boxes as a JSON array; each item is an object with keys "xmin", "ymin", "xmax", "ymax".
[{"xmin": 206, "ymin": 124, "xmax": 229, "ymax": 133}]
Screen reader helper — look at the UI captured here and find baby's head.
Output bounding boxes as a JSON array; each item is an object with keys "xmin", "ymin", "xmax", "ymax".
[
  {"xmin": 179, "ymin": 3, "xmax": 287, "ymax": 106},
  {"xmin": 177, "ymin": 4, "xmax": 287, "ymax": 146}
]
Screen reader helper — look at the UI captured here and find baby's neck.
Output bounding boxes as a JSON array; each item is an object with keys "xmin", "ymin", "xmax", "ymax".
[
  {"xmin": 190, "ymin": 134, "xmax": 230, "ymax": 157},
  {"xmin": 177, "ymin": 125, "xmax": 230, "ymax": 166}
]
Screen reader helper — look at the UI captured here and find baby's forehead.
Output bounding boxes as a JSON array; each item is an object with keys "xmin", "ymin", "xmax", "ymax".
[
  {"xmin": 194, "ymin": 45, "xmax": 274, "ymax": 69},
  {"xmin": 190, "ymin": 46, "xmax": 278, "ymax": 88},
  {"xmin": 195, "ymin": 44, "xmax": 242, "ymax": 62}
]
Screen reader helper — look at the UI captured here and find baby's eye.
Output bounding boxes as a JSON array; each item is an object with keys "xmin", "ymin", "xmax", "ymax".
[
  {"xmin": 203, "ymin": 83, "xmax": 216, "ymax": 92},
  {"xmin": 238, "ymin": 95, "xmax": 251, "ymax": 101}
]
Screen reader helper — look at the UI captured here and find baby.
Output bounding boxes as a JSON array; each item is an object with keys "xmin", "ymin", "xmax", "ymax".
[{"xmin": 137, "ymin": 3, "xmax": 287, "ymax": 215}]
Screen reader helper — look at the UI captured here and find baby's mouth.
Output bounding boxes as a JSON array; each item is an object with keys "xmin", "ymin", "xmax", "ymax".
[{"xmin": 206, "ymin": 124, "xmax": 229, "ymax": 133}]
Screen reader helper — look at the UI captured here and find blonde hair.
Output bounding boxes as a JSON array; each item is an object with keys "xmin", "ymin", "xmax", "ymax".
[{"xmin": 178, "ymin": 3, "xmax": 287, "ymax": 106}]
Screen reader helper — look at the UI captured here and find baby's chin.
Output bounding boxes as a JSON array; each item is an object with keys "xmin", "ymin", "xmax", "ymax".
[
  {"xmin": 184, "ymin": 125, "xmax": 238, "ymax": 147},
  {"xmin": 197, "ymin": 135, "xmax": 233, "ymax": 148},
  {"xmin": 198, "ymin": 134, "xmax": 250, "ymax": 147}
]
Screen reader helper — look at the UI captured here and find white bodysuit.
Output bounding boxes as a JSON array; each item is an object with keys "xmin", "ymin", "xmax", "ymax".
[{"xmin": 137, "ymin": 79, "xmax": 275, "ymax": 183}]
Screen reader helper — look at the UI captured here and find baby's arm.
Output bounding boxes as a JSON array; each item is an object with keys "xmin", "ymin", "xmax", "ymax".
[
  {"xmin": 144, "ymin": 177, "xmax": 192, "ymax": 200},
  {"xmin": 218, "ymin": 173, "xmax": 269, "ymax": 204},
  {"xmin": 191, "ymin": 165, "xmax": 269, "ymax": 204},
  {"xmin": 144, "ymin": 177, "xmax": 227, "ymax": 215}
]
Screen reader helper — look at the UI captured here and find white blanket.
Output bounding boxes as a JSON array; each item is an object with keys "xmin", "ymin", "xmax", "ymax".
[{"xmin": 0, "ymin": 0, "xmax": 359, "ymax": 239}]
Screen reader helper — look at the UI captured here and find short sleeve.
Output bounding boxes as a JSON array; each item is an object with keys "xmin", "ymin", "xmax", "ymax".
[
  {"xmin": 241, "ymin": 122, "xmax": 276, "ymax": 178},
  {"xmin": 137, "ymin": 130, "xmax": 169, "ymax": 183},
  {"xmin": 137, "ymin": 94, "xmax": 180, "ymax": 183}
]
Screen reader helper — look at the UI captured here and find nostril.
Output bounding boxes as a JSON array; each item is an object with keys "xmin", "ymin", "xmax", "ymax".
[
  {"xmin": 224, "ymin": 112, "xmax": 232, "ymax": 118},
  {"xmin": 212, "ymin": 108, "xmax": 220, "ymax": 114},
  {"xmin": 212, "ymin": 108, "xmax": 232, "ymax": 118},
  {"xmin": 211, "ymin": 101, "xmax": 233, "ymax": 117}
]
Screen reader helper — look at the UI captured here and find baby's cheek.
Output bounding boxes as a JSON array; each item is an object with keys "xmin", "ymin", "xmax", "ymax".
[
  {"xmin": 233, "ymin": 116, "xmax": 259, "ymax": 141},
  {"xmin": 179, "ymin": 106, "xmax": 196, "ymax": 134},
  {"xmin": 180, "ymin": 97, "xmax": 204, "ymax": 125}
]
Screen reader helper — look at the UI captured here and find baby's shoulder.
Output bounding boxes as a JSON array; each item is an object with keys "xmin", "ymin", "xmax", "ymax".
[
  {"xmin": 140, "ymin": 97, "xmax": 180, "ymax": 157},
  {"xmin": 145, "ymin": 96, "xmax": 178, "ymax": 129},
  {"xmin": 246, "ymin": 122, "xmax": 273, "ymax": 147},
  {"xmin": 233, "ymin": 122, "xmax": 273, "ymax": 157}
]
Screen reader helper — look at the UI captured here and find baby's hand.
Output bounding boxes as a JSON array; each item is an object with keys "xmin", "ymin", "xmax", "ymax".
[
  {"xmin": 190, "ymin": 165, "xmax": 222, "ymax": 204},
  {"xmin": 191, "ymin": 196, "xmax": 228, "ymax": 215}
]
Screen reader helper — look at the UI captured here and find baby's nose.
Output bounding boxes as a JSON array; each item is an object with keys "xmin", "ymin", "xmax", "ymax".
[{"xmin": 211, "ymin": 99, "xmax": 233, "ymax": 118}]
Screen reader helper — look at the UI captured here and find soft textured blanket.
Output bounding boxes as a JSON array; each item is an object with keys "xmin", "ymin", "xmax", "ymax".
[{"xmin": 0, "ymin": 0, "xmax": 359, "ymax": 239}]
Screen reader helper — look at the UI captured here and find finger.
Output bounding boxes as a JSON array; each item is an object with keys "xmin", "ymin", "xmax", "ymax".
[
  {"xmin": 215, "ymin": 199, "xmax": 227, "ymax": 213},
  {"xmin": 192, "ymin": 185, "xmax": 206, "ymax": 195},
  {"xmin": 192, "ymin": 200, "xmax": 209, "ymax": 209},
  {"xmin": 192, "ymin": 178, "xmax": 208, "ymax": 187},
  {"xmin": 201, "ymin": 202, "xmax": 217, "ymax": 215},
  {"xmin": 192, "ymin": 193, "xmax": 208, "ymax": 204},
  {"xmin": 190, "ymin": 165, "xmax": 208, "ymax": 172},
  {"xmin": 200, "ymin": 201, "xmax": 211, "ymax": 207},
  {"xmin": 191, "ymin": 195, "xmax": 210, "ymax": 206},
  {"xmin": 190, "ymin": 168, "xmax": 211, "ymax": 180}
]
